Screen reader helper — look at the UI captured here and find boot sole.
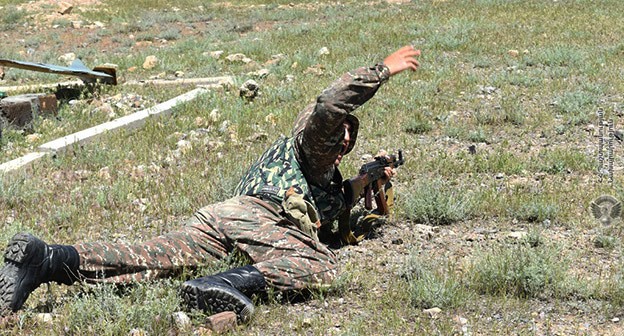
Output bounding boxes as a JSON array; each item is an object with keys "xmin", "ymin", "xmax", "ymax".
[
  {"xmin": 0, "ymin": 233, "xmax": 45, "ymax": 314},
  {"xmin": 180, "ymin": 281, "xmax": 254, "ymax": 323}
]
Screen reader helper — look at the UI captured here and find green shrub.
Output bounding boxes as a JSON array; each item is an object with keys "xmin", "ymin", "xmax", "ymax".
[
  {"xmin": 400, "ymin": 179, "xmax": 474, "ymax": 226},
  {"xmin": 403, "ymin": 252, "xmax": 469, "ymax": 309},
  {"xmin": 468, "ymin": 242, "xmax": 570, "ymax": 299}
]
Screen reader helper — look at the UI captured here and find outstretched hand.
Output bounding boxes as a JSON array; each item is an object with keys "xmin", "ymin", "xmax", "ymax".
[{"xmin": 383, "ymin": 45, "xmax": 421, "ymax": 76}]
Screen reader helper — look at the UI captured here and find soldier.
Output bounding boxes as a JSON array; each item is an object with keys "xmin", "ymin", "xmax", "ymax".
[{"xmin": 0, "ymin": 45, "xmax": 420, "ymax": 323}]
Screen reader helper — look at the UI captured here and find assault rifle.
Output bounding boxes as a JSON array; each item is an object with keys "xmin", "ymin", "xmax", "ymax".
[{"xmin": 343, "ymin": 150, "xmax": 405, "ymax": 216}]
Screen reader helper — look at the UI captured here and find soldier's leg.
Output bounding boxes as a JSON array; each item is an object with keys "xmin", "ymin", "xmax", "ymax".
[
  {"xmin": 218, "ymin": 196, "xmax": 338, "ymax": 291},
  {"xmin": 181, "ymin": 196, "xmax": 338, "ymax": 322},
  {"xmin": 0, "ymin": 199, "xmax": 233, "ymax": 313},
  {"xmin": 76, "ymin": 216, "xmax": 228, "ymax": 283}
]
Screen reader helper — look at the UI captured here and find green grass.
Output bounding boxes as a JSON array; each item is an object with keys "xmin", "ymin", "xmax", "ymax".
[{"xmin": 2, "ymin": 0, "xmax": 624, "ymax": 334}]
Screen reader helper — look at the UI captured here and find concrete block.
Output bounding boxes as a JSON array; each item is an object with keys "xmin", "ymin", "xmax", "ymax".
[
  {"xmin": 0, "ymin": 93, "xmax": 58, "ymax": 128},
  {"xmin": 0, "ymin": 97, "xmax": 33, "ymax": 128},
  {"xmin": 0, "ymin": 152, "xmax": 50, "ymax": 174}
]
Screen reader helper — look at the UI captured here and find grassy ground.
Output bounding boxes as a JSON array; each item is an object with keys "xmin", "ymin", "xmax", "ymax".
[{"xmin": 2, "ymin": 0, "xmax": 624, "ymax": 334}]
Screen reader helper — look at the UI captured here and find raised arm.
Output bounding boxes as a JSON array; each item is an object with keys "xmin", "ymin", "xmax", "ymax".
[{"xmin": 293, "ymin": 46, "xmax": 421, "ymax": 186}]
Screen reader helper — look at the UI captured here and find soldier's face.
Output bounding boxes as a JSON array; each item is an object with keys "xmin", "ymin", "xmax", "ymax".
[{"xmin": 335, "ymin": 122, "xmax": 351, "ymax": 166}]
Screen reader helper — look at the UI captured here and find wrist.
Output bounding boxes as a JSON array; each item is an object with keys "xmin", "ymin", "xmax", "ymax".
[{"xmin": 376, "ymin": 63, "xmax": 391, "ymax": 83}]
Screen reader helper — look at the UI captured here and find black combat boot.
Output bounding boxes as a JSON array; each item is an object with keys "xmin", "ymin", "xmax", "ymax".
[
  {"xmin": 180, "ymin": 265, "xmax": 267, "ymax": 323},
  {"xmin": 0, "ymin": 233, "xmax": 80, "ymax": 314}
]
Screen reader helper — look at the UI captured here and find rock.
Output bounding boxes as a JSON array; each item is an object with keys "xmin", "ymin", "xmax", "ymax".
[
  {"xmin": 508, "ymin": 49, "xmax": 519, "ymax": 57},
  {"xmin": 174, "ymin": 71, "xmax": 185, "ymax": 78},
  {"xmin": 508, "ymin": 231, "xmax": 527, "ymax": 240},
  {"xmin": 206, "ymin": 311, "xmax": 237, "ymax": 333},
  {"xmin": 71, "ymin": 21, "xmax": 83, "ymax": 29},
  {"xmin": 317, "ymin": 47, "xmax": 330, "ymax": 56},
  {"xmin": 98, "ymin": 167, "xmax": 111, "ymax": 180},
  {"xmin": 209, "ymin": 109, "xmax": 220, "ymax": 123},
  {"xmin": 615, "ymin": 129, "xmax": 624, "ymax": 141},
  {"xmin": 171, "ymin": 311, "xmax": 191, "ymax": 330},
  {"xmin": 239, "ymin": 79, "xmax": 260, "ymax": 101},
  {"xmin": 128, "ymin": 328, "xmax": 147, "ymax": 336},
  {"xmin": 58, "ymin": 53, "xmax": 76, "ymax": 66},
  {"xmin": 468, "ymin": 144, "xmax": 476, "ymax": 154},
  {"xmin": 225, "ymin": 53, "xmax": 251, "ymax": 63},
  {"xmin": 25, "ymin": 133, "xmax": 41, "ymax": 143},
  {"xmin": 143, "ymin": 55, "xmax": 159, "ymax": 69},
  {"xmin": 265, "ymin": 113, "xmax": 277, "ymax": 126},
  {"xmin": 454, "ymin": 315, "xmax": 468, "ymax": 325},
  {"xmin": 0, "ymin": 66, "xmax": 4, "ymax": 80},
  {"xmin": 246, "ymin": 132, "xmax": 268, "ymax": 142},
  {"xmin": 495, "ymin": 173, "xmax": 504, "ymax": 179},
  {"xmin": 304, "ymin": 64, "xmax": 325, "ymax": 76},
  {"xmin": 207, "ymin": 50, "xmax": 224, "ymax": 59},
  {"xmin": 480, "ymin": 86, "xmax": 497, "ymax": 94},
  {"xmin": 58, "ymin": 2, "xmax": 73, "ymax": 15},
  {"xmin": 36, "ymin": 313, "xmax": 54, "ymax": 323},
  {"xmin": 423, "ymin": 307, "xmax": 442, "ymax": 318},
  {"xmin": 248, "ymin": 68, "xmax": 270, "ymax": 78},
  {"xmin": 177, "ymin": 140, "xmax": 192, "ymax": 153}
]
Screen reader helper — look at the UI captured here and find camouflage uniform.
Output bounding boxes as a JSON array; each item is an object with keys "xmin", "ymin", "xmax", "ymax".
[{"xmin": 74, "ymin": 63, "xmax": 391, "ymax": 292}]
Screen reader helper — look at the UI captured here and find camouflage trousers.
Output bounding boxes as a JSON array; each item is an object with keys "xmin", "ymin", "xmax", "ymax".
[{"xmin": 74, "ymin": 195, "xmax": 338, "ymax": 291}]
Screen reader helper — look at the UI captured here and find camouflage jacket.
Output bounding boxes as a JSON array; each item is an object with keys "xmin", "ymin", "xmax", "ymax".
[{"xmin": 235, "ymin": 63, "xmax": 391, "ymax": 226}]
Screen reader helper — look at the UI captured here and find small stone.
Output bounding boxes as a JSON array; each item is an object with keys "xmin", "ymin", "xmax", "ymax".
[
  {"xmin": 225, "ymin": 53, "xmax": 247, "ymax": 63},
  {"xmin": 174, "ymin": 71, "xmax": 185, "ymax": 78},
  {"xmin": 177, "ymin": 140, "xmax": 192, "ymax": 153},
  {"xmin": 143, "ymin": 55, "xmax": 158, "ymax": 69},
  {"xmin": 615, "ymin": 129, "xmax": 624, "ymax": 141},
  {"xmin": 171, "ymin": 311, "xmax": 191, "ymax": 330},
  {"xmin": 480, "ymin": 86, "xmax": 497, "ymax": 94},
  {"xmin": 508, "ymin": 49, "xmax": 519, "ymax": 57},
  {"xmin": 58, "ymin": 2, "xmax": 73, "ymax": 15},
  {"xmin": 36, "ymin": 313, "xmax": 54, "ymax": 323},
  {"xmin": 265, "ymin": 113, "xmax": 277, "ymax": 126},
  {"xmin": 239, "ymin": 79, "xmax": 260, "ymax": 101},
  {"xmin": 495, "ymin": 173, "xmax": 504, "ymax": 179},
  {"xmin": 58, "ymin": 53, "xmax": 76, "ymax": 66},
  {"xmin": 302, "ymin": 318, "xmax": 313, "ymax": 328},
  {"xmin": 209, "ymin": 109, "xmax": 220, "ymax": 123},
  {"xmin": 508, "ymin": 231, "xmax": 527, "ymax": 240},
  {"xmin": 128, "ymin": 328, "xmax": 147, "ymax": 336},
  {"xmin": 208, "ymin": 50, "xmax": 224, "ymax": 59},
  {"xmin": 71, "ymin": 21, "xmax": 82, "ymax": 29},
  {"xmin": 423, "ymin": 307, "xmax": 442, "ymax": 318},
  {"xmin": 468, "ymin": 144, "xmax": 476, "ymax": 155},
  {"xmin": 206, "ymin": 311, "xmax": 237, "ymax": 333},
  {"xmin": 98, "ymin": 167, "xmax": 111, "ymax": 180},
  {"xmin": 318, "ymin": 47, "xmax": 330, "ymax": 56},
  {"xmin": 246, "ymin": 132, "xmax": 268, "ymax": 142},
  {"xmin": 25, "ymin": 133, "xmax": 41, "ymax": 143},
  {"xmin": 454, "ymin": 315, "xmax": 468, "ymax": 325},
  {"xmin": 612, "ymin": 317, "xmax": 620, "ymax": 323}
]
